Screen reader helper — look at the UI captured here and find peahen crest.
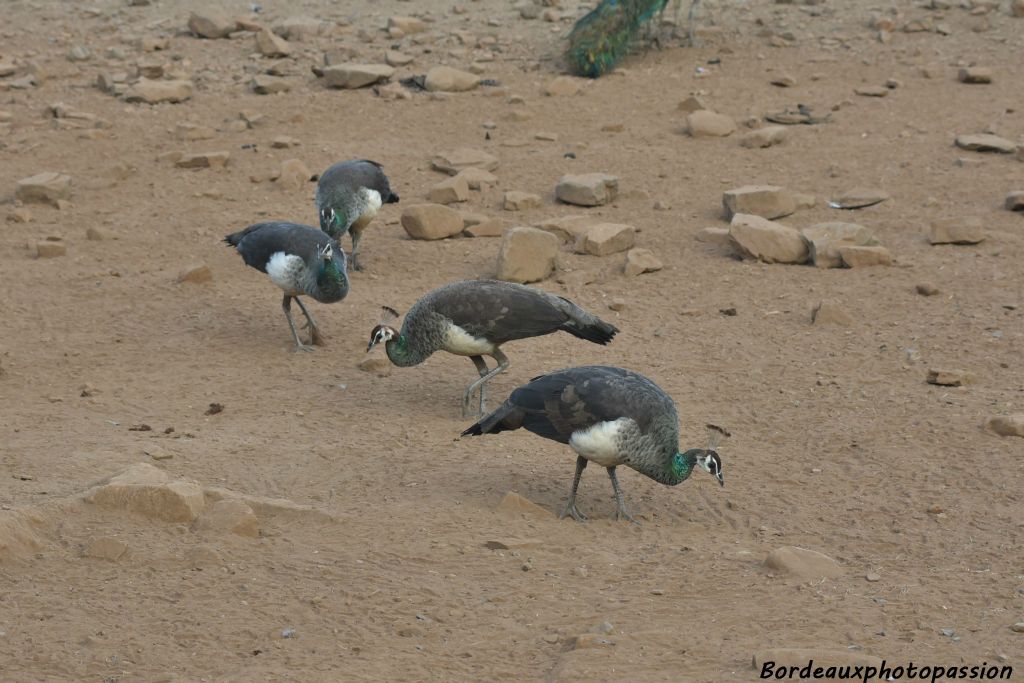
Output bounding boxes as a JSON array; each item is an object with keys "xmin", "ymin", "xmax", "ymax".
[{"xmin": 565, "ymin": 0, "xmax": 670, "ymax": 78}]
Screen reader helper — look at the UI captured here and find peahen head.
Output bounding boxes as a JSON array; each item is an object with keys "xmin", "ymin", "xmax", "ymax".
[
  {"xmin": 676, "ymin": 448, "xmax": 725, "ymax": 487},
  {"xmin": 367, "ymin": 306, "xmax": 400, "ymax": 351},
  {"xmin": 319, "ymin": 206, "xmax": 345, "ymax": 239}
]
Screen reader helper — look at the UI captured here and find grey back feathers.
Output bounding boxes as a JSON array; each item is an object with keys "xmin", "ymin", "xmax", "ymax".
[
  {"xmin": 224, "ymin": 221, "xmax": 349, "ymax": 303},
  {"xmin": 464, "ymin": 366, "xmax": 678, "ymax": 457},
  {"xmin": 403, "ymin": 279, "xmax": 618, "ymax": 356},
  {"xmin": 316, "ymin": 159, "xmax": 398, "ymax": 231}
]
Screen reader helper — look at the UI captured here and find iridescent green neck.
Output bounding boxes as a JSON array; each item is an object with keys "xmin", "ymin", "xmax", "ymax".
[
  {"xmin": 666, "ymin": 449, "xmax": 700, "ymax": 486},
  {"xmin": 325, "ymin": 210, "xmax": 346, "ymax": 239},
  {"xmin": 317, "ymin": 258, "xmax": 346, "ymax": 298},
  {"xmin": 384, "ymin": 332, "xmax": 429, "ymax": 367}
]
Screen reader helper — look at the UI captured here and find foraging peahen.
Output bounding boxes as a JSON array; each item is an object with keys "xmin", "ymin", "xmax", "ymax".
[
  {"xmin": 366, "ymin": 280, "xmax": 619, "ymax": 417},
  {"xmin": 225, "ymin": 222, "xmax": 349, "ymax": 351},
  {"xmin": 565, "ymin": 0, "xmax": 701, "ymax": 78},
  {"xmin": 316, "ymin": 159, "xmax": 399, "ymax": 272},
  {"xmin": 462, "ymin": 365, "xmax": 724, "ymax": 522}
]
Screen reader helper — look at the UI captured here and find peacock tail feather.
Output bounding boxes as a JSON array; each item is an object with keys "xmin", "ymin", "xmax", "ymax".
[{"xmin": 565, "ymin": 0, "xmax": 669, "ymax": 78}]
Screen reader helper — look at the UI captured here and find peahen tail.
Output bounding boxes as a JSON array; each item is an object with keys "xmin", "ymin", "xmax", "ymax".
[{"xmin": 565, "ymin": 0, "xmax": 670, "ymax": 78}]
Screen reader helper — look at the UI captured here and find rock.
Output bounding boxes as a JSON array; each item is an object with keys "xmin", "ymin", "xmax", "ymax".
[
  {"xmin": 1012, "ymin": 622, "xmax": 1024, "ymax": 633},
  {"xmin": 256, "ymin": 28, "xmax": 292, "ymax": 57},
  {"xmin": 188, "ymin": 10, "xmax": 236, "ymax": 39},
  {"xmin": 535, "ymin": 215, "xmax": 598, "ymax": 243},
  {"xmin": 811, "ymin": 301, "xmax": 852, "ymax": 326},
  {"xmin": 829, "ymin": 188, "xmax": 889, "ymax": 209},
  {"xmin": 124, "ymin": 79, "xmax": 193, "ymax": 104},
  {"xmin": 770, "ymin": 73, "xmax": 796, "ymax": 87},
  {"xmin": 175, "ymin": 122, "xmax": 216, "ymax": 141},
  {"xmin": 16, "ymin": 171, "xmax": 72, "ymax": 205},
  {"xmin": 401, "ymin": 204, "xmax": 464, "ymax": 240},
  {"xmin": 555, "ymin": 173, "xmax": 619, "ymax": 207},
  {"xmin": 575, "ymin": 223, "xmax": 635, "ymax": 256},
  {"xmin": 729, "ymin": 214, "xmax": 808, "ymax": 264},
  {"xmin": 958, "ymin": 67, "xmax": 992, "ymax": 84},
  {"xmin": 357, "ymin": 349, "xmax": 392, "ymax": 376},
  {"xmin": 544, "ymin": 76, "xmax": 581, "ymax": 96},
  {"xmin": 1005, "ymin": 191, "xmax": 1024, "ymax": 212},
  {"xmin": 177, "ymin": 263, "xmax": 212, "ymax": 284},
  {"xmin": 503, "ymin": 191, "xmax": 541, "ymax": 211},
  {"xmin": 388, "ymin": 16, "xmax": 427, "ymax": 34},
  {"xmin": 424, "ymin": 66, "xmax": 479, "ymax": 92},
  {"xmin": 695, "ymin": 227, "xmax": 733, "ymax": 247},
  {"xmin": 36, "ymin": 240, "xmax": 67, "ymax": 258},
  {"xmin": 686, "ymin": 110, "xmax": 736, "ymax": 137},
  {"xmin": 752, "ymin": 649, "xmax": 882, "ymax": 672},
  {"xmin": 677, "ymin": 95, "xmax": 707, "ymax": 113},
  {"xmin": 428, "ymin": 175, "xmax": 470, "ymax": 204},
  {"xmin": 495, "ymin": 491, "xmax": 555, "ymax": 519},
  {"xmin": 764, "ymin": 546, "xmax": 843, "ymax": 579},
  {"xmin": 496, "ymin": 227, "xmax": 559, "ymax": 283},
  {"xmin": 916, "ymin": 283, "xmax": 940, "ymax": 296},
  {"xmin": 739, "ymin": 126, "xmax": 787, "ymax": 148},
  {"xmin": 7, "ymin": 208, "xmax": 33, "ymax": 223},
  {"xmin": 251, "ymin": 74, "xmax": 291, "ymax": 95},
  {"xmin": 67, "ymin": 45, "xmax": 92, "ymax": 62},
  {"xmin": 986, "ymin": 415, "xmax": 1024, "ymax": 437},
  {"xmin": 455, "ymin": 167, "xmax": 498, "ymax": 190},
  {"xmin": 723, "ymin": 185, "xmax": 796, "ymax": 220},
  {"xmin": 276, "ymin": 16, "xmax": 330, "ymax": 41},
  {"xmin": 464, "ymin": 217, "xmax": 513, "ymax": 238},
  {"xmin": 275, "ymin": 158, "xmax": 311, "ymax": 190},
  {"xmin": 323, "ymin": 64, "xmax": 394, "ymax": 89},
  {"xmin": 927, "ymin": 369, "xmax": 972, "ymax": 387},
  {"xmin": 175, "ymin": 151, "xmax": 229, "ymax": 169},
  {"xmin": 855, "ymin": 85, "xmax": 889, "ymax": 97},
  {"xmin": 801, "ymin": 222, "xmax": 877, "ymax": 268},
  {"xmin": 432, "ymin": 148, "xmax": 499, "ymax": 175},
  {"xmin": 84, "ymin": 536, "xmax": 128, "ymax": 561},
  {"xmin": 194, "ymin": 499, "xmax": 259, "ymax": 538},
  {"xmin": 1013, "ymin": 0, "xmax": 1024, "ymax": 16},
  {"xmin": 385, "ymin": 50, "xmax": 414, "ymax": 67},
  {"xmin": 624, "ymin": 248, "xmax": 663, "ymax": 276},
  {"xmin": 838, "ymin": 245, "xmax": 892, "ymax": 268},
  {"xmin": 571, "ymin": 634, "xmax": 616, "ymax": 649},
  {"xmin": 84, "ymin": 463, "xmax": 206, "ymax": 523},
  {"xmin": 929, "ymin": 217, "xmax": 985, "ymax": 245},
  {"xmin": 955, "ymin": 133, "xmax": 1017, "ymax": 154},
  {"xmin": 271, "ymin": 135, "xmax": 300, "ymax": 149}
]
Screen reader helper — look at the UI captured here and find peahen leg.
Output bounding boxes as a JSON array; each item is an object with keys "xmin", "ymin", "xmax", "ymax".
[
  {"xmin": 687, "ymin": 0, "xmax": 700, "ymax": 47},
  {"xmin": 462, "ymin": 348, "xmax": 509, "ymax": 418},
  {"xmin": 607, "ymin": 466, "xmax": 637, "ymax": 523},
  {"xmin": 560, "ymin": 456, "xmax": 589, "ymax": 522},
  {"xmin": 464, "ymin": 355, "xmax": 490, "ymax": 418},
  {"xmin": 282, "ymin": 295, "xmax": 313, "ymax": 352},
  {"xmin": 292, "ymin": 297, "xmax": 323, "ymax": 346},
  {"xmin": 350, "ymin": 228, "xmax": 364, "ymax": 272}
]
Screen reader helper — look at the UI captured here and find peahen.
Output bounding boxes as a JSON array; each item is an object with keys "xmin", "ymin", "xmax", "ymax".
[
  {"xmin": 225, "ymin": 221, "xmax": 349, "ymax": 351},
  {"xmin": 316, "ymin": 159, "xmax": 399, "ymax": 272},
  {"xmin": 462, "ymin": 365, "xmax": 724, "ymax": 522},
  {"xmin": 366, "ymin": 280, "xmax": 619, "ymax": 417},
  {"xmin": 565, "ymin": 0, "xmax": 701, "ymax": 78}
]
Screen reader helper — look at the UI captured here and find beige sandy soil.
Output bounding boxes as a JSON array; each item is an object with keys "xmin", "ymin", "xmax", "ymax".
[{"xmin": 1, "ymin": 0, "xmax": 1022, "ymax": 680}]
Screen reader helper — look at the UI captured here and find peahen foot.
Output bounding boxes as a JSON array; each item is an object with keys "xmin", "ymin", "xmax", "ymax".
[{"xmin": 560, "ymin": 501, "xmax": 588, "ymax": 522}]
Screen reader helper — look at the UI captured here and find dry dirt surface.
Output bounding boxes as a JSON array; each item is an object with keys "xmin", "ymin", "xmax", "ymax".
[{"xmin": 2, "ymin": 0, "xmax": 1023, "ymax": 680}]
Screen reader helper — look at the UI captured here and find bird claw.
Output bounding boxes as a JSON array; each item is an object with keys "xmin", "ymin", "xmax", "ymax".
[
  {"xmin": 559, "ymin": 503, "xmax": 588, "ymax": 522},
  {"xmin": 615, "ymin": 507, "xmax": 639, "ymax": 525},
  {"xmin": 292, "ymin": 343, "xmax": 315, "ymax": 353}
]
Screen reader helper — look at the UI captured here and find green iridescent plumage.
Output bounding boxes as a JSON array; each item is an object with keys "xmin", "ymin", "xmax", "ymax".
[{"xmin": 565, "ymin": 0, "xmax": 670, "ymax": 78}]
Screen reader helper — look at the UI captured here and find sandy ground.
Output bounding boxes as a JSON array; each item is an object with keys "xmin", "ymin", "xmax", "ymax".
[{"xmin": 1, "ymin": 0, "xmax": 1023, "ymax": 680}]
